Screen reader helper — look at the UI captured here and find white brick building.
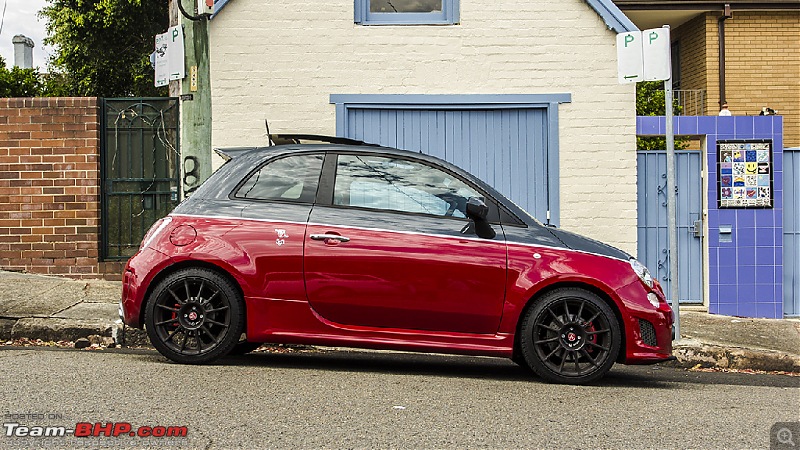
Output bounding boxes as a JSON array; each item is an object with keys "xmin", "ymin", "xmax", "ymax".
[{"xmin": 207, "ymin": 0, "xmax": 640, "ymax": 253}]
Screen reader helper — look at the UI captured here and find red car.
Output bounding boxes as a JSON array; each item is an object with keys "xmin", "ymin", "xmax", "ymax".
[{"xmin": 120, "ymin": 137, "xmax": 674, "ymax": 384}]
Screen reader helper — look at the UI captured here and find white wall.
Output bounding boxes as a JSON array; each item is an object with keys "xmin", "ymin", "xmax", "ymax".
[{"xmin": 208, "ymin": 0, "xmax": 639, "ymax": 253}]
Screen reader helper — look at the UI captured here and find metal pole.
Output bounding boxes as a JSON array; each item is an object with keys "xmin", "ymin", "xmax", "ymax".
[{"xmin": 663, "ymin": 24, "xmax": 681, "ymax": 339}]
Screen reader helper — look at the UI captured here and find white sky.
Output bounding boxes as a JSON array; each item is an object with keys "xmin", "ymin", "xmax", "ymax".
[{"xmin": 0, "ymin": 0, "xmax": 51, "ymax": 69}]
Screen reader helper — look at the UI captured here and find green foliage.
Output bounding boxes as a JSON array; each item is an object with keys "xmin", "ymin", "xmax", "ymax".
[
  {"xmin": 636, "ymin": 81, "xmax": 689, "ymax": 150},
  {"xmin": 40, "ymin": 72, "xmax": 73, "ymax": 97},
  {"xmin": 40, "ymin": 0, "xmax": 169, "ymax": 97},
  {"xmin": 0, "ymin": 56, "xmax": 44, "ymax": 97}
]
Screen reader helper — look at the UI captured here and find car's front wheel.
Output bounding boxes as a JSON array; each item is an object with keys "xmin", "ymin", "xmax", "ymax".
[
  {"xmin": 519, "ymin": 288, "xmax": 620, "ymax": 384},
  {"xmin": 145, "ymin": 268, "xmax": 245, "ymax": 364}
]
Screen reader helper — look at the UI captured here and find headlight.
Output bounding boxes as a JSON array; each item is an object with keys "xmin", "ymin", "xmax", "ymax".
[{"xmin": 629, "ymin": 258, "xmax": 654, "ymax": 289}]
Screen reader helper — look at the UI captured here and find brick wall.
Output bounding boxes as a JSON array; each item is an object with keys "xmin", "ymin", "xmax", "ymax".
[
  {"xmin": 674, "ymin": 11, "xmax": 799, "ymax": 148},
  {"xmin": 673, "ymin": 14, "xmax": 708, "ymax": 115},
  {"xmin": 724, "ymin": 11, "xmax": 800, "ymax": 148},
  {"xmin": 0, "ymin": 97, "xmax": 121, "ymax": 279}
]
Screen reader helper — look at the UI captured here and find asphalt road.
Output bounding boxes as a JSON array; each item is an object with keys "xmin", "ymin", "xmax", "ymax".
[{"xmin": 1, "ymin": 346, "xmax": 798, "ymax": 449}]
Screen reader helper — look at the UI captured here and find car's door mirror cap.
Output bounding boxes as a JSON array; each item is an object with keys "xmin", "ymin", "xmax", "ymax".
[
  {"xmin": 466, "ymin": 197, "xmax": 489, "ymax": 221},
  {"xmin": 466, "ymin": 197, "xmax": 496, "ymax": 239}
]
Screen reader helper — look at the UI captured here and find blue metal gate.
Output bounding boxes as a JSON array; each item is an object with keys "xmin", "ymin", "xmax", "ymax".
[
  {"xmin": 785, "ymin": 149, "xmax": 800, "ymax": 316},
  {"xmin": 341, "ymin": 107, "xmax": 552, "ymax": 223},
  {"xmin": 637, "ymin": 150, "xmax": 703, "ymax": 304}
]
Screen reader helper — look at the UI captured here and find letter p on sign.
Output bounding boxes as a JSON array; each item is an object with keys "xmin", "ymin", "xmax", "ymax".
[
  {"xmin": 617, "ymin": 27, "xmax": 671, "ymax": 84},
  {"xmin": 617, "ymin": 32, "xmax": 643, "ymax": 84},
  {"xmin": 642, "ymin": 27, "xmax": 671, "ymax": 81}
]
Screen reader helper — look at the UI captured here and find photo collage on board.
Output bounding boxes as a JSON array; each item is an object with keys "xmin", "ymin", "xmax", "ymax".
[{"xmin": 718, "ymin": 141, "xmax": 772, "ymax": 208}]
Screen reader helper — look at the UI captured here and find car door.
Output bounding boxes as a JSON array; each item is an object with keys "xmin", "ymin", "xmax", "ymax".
[
  {"xmin": 222, "ymin": 153, "xmax": 324, "ymax": 300},
  {"xmin": 305, "ymin": 153, "xmax": 507, "ymax": 334}
]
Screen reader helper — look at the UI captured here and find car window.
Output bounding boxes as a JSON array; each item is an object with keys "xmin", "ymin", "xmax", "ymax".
[
  {"xmin": 333, "ymin": 154, "xmax": 481, "ymax": 218},
  {"xmin": 235, "ymin": 154, "xmax": 323, "ymax": 203}
]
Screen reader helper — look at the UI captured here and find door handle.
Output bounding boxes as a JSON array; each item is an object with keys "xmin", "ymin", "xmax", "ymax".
[{"xmin": 310, "ymin": 234, "xmax": 350, "ymax": 243}]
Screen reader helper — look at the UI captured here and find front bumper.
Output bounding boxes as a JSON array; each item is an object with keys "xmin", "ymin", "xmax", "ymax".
[{"xmin": 618, "ymin": 281, "xmax": 674, "ymax": 365}]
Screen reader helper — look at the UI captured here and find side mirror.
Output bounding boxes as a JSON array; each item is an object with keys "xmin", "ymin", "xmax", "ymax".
[
  {"xmin": 466, "ymin": 197, "xmax": 489, "ymax": 221},
  {"xmin": 465, "ymin": 197, "xmax": 496, "ymax": 239}
]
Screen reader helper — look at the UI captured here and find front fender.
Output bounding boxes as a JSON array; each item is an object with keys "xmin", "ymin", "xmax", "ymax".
[{"xmin": 498, "ymin": 245, "xmax": 636, "ymax": 334}]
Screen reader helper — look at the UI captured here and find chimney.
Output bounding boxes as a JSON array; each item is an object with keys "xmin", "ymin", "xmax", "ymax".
[{"xmin": 12, "ymin": 35, "xmax": 35, "ymax": 69}]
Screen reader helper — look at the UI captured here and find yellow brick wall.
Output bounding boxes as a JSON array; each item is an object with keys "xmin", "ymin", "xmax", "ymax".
[
  {"xmin": 674, "ymin": 11, "xmax": 799, "ymax": 147},
  {"xmin": 673, "ymin": 14, "xmax": 708, "ymax": 116},
  {"xmin": 724, "ymin": 11, "xmax": 799, "ymax": 148}
]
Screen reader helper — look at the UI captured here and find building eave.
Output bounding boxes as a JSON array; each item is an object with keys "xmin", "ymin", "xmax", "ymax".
[
  {"xmin": 583, "ymin": 0, "xmax": 640, "ymax": 32},
  {"xmin": 614, "ymin": 0, "xmax": 800, "ymax": 11},
  {"xmin": 211, "ymin": 0, "xmax": 233, "ymax": 19}
]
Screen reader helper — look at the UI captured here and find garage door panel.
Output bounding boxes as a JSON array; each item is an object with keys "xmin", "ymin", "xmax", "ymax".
[{"xmin": 343, "ymin": 107, "xmax": 550, "ymax": 222}]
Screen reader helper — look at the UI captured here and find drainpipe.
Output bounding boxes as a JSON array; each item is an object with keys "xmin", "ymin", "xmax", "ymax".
[{"xmin": 718, "ymin": 4, "xmax": 732, "ymax": 108}]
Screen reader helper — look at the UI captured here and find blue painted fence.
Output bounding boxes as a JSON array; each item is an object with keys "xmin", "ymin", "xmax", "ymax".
[
  {"xmin": 785, "ymin": 149, "xmax": 800, "ymax": 316},
  {"xmin": 637, "ymin": 150, "xmax": 704, "ymax": 304}
]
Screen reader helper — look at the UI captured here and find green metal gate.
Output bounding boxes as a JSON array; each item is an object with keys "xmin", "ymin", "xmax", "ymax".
[{"xmin": 100, "ymin": 98, "xmax": 180, "ymax": 260}]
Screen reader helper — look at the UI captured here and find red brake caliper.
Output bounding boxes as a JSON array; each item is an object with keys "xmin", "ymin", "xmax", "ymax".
[
  {"xmin": 170, "ymin": 303, "xmax": 179, "ymax": 330},
  {"xmin": 585, "ymin": 322, "xmax": 597, "ymax": 354}
]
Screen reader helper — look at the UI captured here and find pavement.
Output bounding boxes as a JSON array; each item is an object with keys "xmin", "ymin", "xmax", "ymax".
[{"xmin": 1, "ymin": 269, "xmax": 798, "ymax": 373}]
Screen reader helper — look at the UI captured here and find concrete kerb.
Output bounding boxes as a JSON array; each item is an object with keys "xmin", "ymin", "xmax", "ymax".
[
  {"xmin": 669, "ymin": 338, "xmax": 800, "ymax": 373},
  {"xmin": 2, "ymin": 317, "xmax": 149, "ymax": 347},
  {"xmin": 11, "ymin": 317, "xmax": 116, "ymax": 342}
]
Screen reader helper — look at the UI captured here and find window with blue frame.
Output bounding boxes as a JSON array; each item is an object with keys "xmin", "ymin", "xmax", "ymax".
[{"xmin": 355, "ymin": 0, "xmax": 459, "ymax": 25}]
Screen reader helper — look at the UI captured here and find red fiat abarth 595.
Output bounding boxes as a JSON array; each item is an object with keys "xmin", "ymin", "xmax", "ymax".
[{"xmin": 120, "ymin": 137, "xmax": 674, "ymax": 384}]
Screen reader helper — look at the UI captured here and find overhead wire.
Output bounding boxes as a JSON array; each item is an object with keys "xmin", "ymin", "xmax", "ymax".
[{"xmin": 0, "ymin": 0, "xmax": 8, "ymax": 37}]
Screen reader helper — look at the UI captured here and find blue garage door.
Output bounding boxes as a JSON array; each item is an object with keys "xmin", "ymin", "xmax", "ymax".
[
  {"xmin": 785, "ymin": 149, "xmax": 800, "ymax": 317},
  {"xmin": 637, "ymin": 150, "xmax": 704, "ymax": 304},
  {"xmin": 341, "ymin": 107, "xmax": 552, "ymax": 223}
]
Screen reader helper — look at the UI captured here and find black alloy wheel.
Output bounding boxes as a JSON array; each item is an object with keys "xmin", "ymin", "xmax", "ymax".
[
  {"xmin": 145, "ymin": 268, "xmax": 244, "ymax": 364},
  {"xmin": 520, "ymin": 288, "xmax": 620, "ymax": 384}
]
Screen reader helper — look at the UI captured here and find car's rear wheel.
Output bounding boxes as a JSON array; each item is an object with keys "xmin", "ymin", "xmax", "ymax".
[
  {"xmin": 519, "ymin": 288, "xmax": 620, "ymax": 384},
  {"xmin": 145, "ymin": 268, "xmax": 244, "ymax": 364}
]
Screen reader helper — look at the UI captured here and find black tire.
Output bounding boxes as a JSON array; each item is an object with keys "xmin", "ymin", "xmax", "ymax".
[
  {"xmin": 519, "ymin": 288, "xmax": 620, "ymax": 385},
  {"xmin": 511, "ymin": 351, "xmax": 530, "ymax": 370},
  {"xmin": 145, "ymin": 268, "xmax": 245, "ymax": 364}
]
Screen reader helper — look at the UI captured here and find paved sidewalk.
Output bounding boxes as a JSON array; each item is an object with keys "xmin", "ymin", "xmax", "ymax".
[{"xmin": 1, "ymin": 270, "xmax": 798, "ymax": 372}]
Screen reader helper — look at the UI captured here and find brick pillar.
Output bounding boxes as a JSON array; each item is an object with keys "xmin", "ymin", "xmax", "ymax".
[{"xmin": 0, "ymin": 97, "xmax": 108, "ymax": 279}]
